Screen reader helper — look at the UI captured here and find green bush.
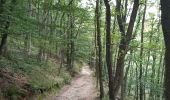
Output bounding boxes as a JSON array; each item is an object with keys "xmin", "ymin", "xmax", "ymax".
[
  {"xmin": 0, "ymin": 50, "xmax": 82, "ymax": 99},
  {"xmin": 7, "ymin": 85, "xmax": 19, "ymax": 97}
]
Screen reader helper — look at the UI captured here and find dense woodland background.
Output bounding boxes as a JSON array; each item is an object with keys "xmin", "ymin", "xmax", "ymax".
[{"xmin": 0, "ymin": 0, "xmax": 170, "ymax": 100}]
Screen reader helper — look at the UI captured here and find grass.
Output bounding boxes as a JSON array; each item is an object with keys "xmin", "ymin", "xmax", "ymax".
[{"xmin": 0, "ymin": 50, "xmax": 82, "ymax": 99}]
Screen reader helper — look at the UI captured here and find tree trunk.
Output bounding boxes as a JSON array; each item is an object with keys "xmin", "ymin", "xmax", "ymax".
[
  {"xmin": 24, "ymin": 0, "xmax": 32, "ymax": 55},
  {"xmin": 103, "ymin": 0, "xmax": 114, "ymax": 99},
  {"xmin": 139, "ymin": 1, "xmax": 147, "ymax": 99},
  {"xmin": 149, "ymin": 54, "xmax": 156, "ymax": 100},
  {"xmin": 96, "ymin": 0, "xmax": 104, "ymax": 98},
  {"xmin": 0, "ymin": 30, "xmax": 8, "ymax": 56},
  {"xmin": 121, "ymin": 50, "xmax": 132, "ymax": 100},
  {"xmin": 0, "ymin": 0, "xmax": 17, "ymax": 56},
  {"xmin": 135, "ymin": 62, "xmax": 139, "ymax": 100},
  {"xmin": 161, "ymin": 0, "xmax": 170, "ymax": 99},
  {"xmin": 0, "ymin": 0, "xmax": 7, "ymax": 56},
  {"xmin": 66, "ymin": 0, "xmax": 74, "ymax": 73},
  {"xmin": 114, "ymin": 0, "xmax": 139, "ymax": 98}
]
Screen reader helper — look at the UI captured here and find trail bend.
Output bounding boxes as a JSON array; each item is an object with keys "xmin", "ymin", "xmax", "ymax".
[{"xmin": 54, "ymin": 66, "xmax": 99, "ymax": 100}]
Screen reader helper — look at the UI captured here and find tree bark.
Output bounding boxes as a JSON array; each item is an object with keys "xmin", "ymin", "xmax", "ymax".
[
  {"xmin": 121, "ymin": 50, "xmax": 133, "ymax": 100},
  {"xmin": 161, "ymin": 0, "xmax": 170, "ymax": 99},
  {"xmin": 96, "ymin": 0, "xmax": 104, "ymax": 98},
  {"xmin": 139, "ymin": 1, "xmax": 147, "ymax": 99},
  {"xmin": 114, "ymin": 0, "xmax": 139, "ymax": 98},
  {"xmin": 103, "ymin": 0, "xmax": 114, "ymax": 99},
  {"xmin": 66, "ymin": 0, "xmax": 75, "ymax": 73},
  {"xmin": 0, "ymin": 0, "xmax": 17, "ymax": 56}
]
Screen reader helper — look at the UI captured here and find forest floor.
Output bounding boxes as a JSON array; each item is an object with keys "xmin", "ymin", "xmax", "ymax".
[{"xmin": 54, "ymin": 66, "xmax": 99, "ymax": 100}]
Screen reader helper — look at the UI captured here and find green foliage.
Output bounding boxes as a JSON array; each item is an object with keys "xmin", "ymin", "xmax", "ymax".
[
  {"xmin": 0, "ymin": 0, "xmax": 166, "ymax": 99},
  {"xmin": 7, "ymin": 85, "xmax": 19, "ymax": 97},
  {"xmin": 0, "ymin": 50, "xmax": 74, "ymax": 97},
  {"xmin": 6, "ymin": 85, "xmax": 27, "ymax": 99},
  {"xmin": 102, "ymin": 95, "xmax": 109, "ymax": 100}
]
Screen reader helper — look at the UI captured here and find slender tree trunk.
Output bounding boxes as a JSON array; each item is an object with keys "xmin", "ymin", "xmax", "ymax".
[
  {"xmin": 103, "ymin": 0, "xmax": 114, "ymax": 99},
  {"xmin": 139, "ymin": 1, "xmax": 147, "ymax": 99},
  {"xmin": 66, "ymin": 0, "xmax": 75, "ymax": 73},
  {"xmin": 149, "ymin": 54, "xmax": 156, "ymax": 100},
  {"xmin": 58, "ymin": 49, "xmax": 64, "ymax": 75},
  {"xmin": 0, "ymin": 0, "xmax": 17, "ymax": 56},
  {"xmin": 25, "ymin": 0, "xmax": 32, "ymax": 55},
  {"xmin": 94, "ymin": 13, "xmax": 99, "ymax": 88},
  {"xmin": 0, "ymin": 0, "xmax": 7, "ymax": 56},
  {"xmin": 156, "ymin": 48, "xmax": 163, "ymax": 99},
  {"xmin": 95, "ymin": 28, "xmax": 99, "ymax": 88},
  {"xmin": 0, "ymin": 29, "xmax": 8, "ymax": 56},
  {"xmin": 135, "ymin": 55, "xmax": 139, "ymax": 100},
  {"xmin": 96, "ymin": 0, "xmax": 104, "ymax": 98},
  {"xmin": 0, "ymin": 0, "xmax": 6, "ymax": 29},
  {"xmin": 121, "ymin": 50, "xmax": 133, "ymax": 100}
]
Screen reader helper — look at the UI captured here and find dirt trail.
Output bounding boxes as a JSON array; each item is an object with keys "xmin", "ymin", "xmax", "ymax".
[{"xmin": 54, "ymin": 66, "xmax": 99, "ymax": 100}]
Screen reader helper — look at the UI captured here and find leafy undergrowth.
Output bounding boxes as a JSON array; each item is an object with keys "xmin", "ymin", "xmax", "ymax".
[{"xmin": 0, "ymin": 50, "xmax": 82, "ymax": 100}]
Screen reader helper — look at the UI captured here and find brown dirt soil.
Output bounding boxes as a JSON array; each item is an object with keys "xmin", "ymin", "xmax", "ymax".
[
  {"xmin": 54, "ymin": 66, "xmax": 99, "ymax": 100},
  {"xmin": 0, "ymin": 70, "xmax": 32, "ymax": 100}
]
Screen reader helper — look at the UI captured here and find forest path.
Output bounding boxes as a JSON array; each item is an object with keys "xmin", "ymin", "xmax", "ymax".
[{"xmin": 54, "ymin": 66, "xmax": 99, "ymax": 100}]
